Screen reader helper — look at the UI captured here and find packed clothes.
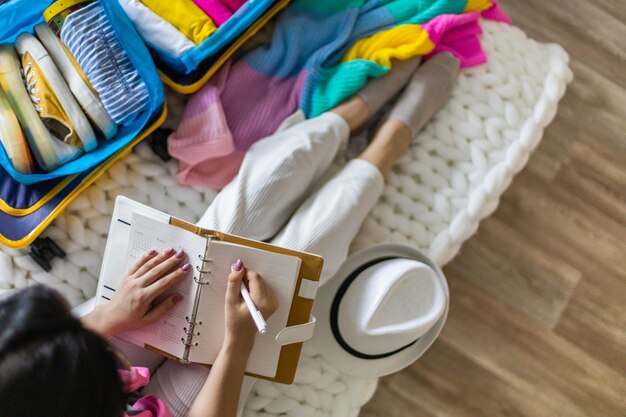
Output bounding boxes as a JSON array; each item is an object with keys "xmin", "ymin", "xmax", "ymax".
[
  {"xmin": 60, "ymin": 2, "xmax": 150, "ymax": 126},
  {"xmin": 140, "ymin": 0, "xmax": 217, "ymax": 45},
  {"xmin": 0, "ymin": 0, "xmax": 150, "ymax": 175},
  {"xmin": 193, "ymin": 0, "xmax": 248, "ymax": 27},
  {"xmin": 169, "ymin": 0, "xmax": 511, "ymax": 188}
]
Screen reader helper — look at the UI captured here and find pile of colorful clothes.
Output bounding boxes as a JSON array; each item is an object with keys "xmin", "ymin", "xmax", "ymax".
[
  {"xmin": 119, "ymin": 0, "xmax": 249, "ymax": 58},
  {"xmin": 168, "ymin": 0, "xmax": 511, "ymax": 188}
]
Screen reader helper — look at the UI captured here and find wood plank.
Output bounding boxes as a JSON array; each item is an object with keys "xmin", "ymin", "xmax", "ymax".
[
  {"xmin": 501, "ymin": 0, "xmax": 626, "ymax": 87},
  {"xmin": 361, "ymin": 1, "xmax": 626, "ymax": 415},
  {"xmin": 447, "ymin": 217, "xmax": 582, "ymax": 328},
  {"xmin": 439, "ymin": 275, "xmax": 626, "ymax": 417}
]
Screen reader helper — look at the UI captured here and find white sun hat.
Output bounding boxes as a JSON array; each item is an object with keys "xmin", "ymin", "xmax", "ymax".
[{"xmin": 311, "ymin": 243, "xmax": 449, "ymax": 378}]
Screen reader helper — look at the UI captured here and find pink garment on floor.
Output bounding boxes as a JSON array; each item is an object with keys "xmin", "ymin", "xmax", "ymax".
[
  {"xmin": 168, "ymin": 60, "xmax": 306, "ymax": 188},
  {"xmin": 119, "ymin": 367, "xmax": 173, "ymax": 417}
]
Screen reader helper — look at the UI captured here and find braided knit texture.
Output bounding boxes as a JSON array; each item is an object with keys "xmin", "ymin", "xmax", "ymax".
[{"xmin": 0, "ymin": 21, "xmax": 571, "ymax": 417}]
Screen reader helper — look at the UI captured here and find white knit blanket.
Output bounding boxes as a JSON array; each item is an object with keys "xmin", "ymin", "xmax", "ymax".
[{"xmin": 0, "ymin": 20, "xmax": 571, "ymax": 417}]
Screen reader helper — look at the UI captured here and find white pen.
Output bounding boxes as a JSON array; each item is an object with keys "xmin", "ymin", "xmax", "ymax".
[
  {"xmin": 240, "ymin": 282, "xmax": 267, "ymax": 334},
  {"xmin": 232, "ymin": 259, "xmax": 267, "ymax": 334}
]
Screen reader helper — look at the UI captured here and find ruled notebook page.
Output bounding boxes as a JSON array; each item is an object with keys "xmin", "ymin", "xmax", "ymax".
[
  {"xmin": 117, "ymin": 213, "xmax": 207, "ymax": 359},
  {"xmin": 189, "ymin": 241, "xmax": 302, "ymax": 377}
]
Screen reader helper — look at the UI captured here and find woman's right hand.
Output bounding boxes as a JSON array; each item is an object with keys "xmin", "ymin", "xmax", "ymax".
[{"xmin": 223, "ymin": 260, "xmax": 278, "ymax": 354}]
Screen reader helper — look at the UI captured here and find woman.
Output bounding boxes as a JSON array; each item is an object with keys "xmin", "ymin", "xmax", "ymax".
[{"xmin": 0, "ymin": 52, "xmax": 459, "ymax": 416}]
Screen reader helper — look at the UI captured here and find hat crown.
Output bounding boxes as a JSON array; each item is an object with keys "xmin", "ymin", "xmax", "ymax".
[{"xmin": 339, "ymin": 259, "xmax": 446, "ymax": 356}]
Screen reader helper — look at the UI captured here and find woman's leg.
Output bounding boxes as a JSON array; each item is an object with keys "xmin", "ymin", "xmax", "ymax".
[
  {"xmin": 195, "ymin": 58, "xmax": 422, "ymax": 241},
  {"xmin": 271, "ymin": 53, "xmax": 461, "ymax": 284},
  {"xmin": 196, "ymin": 111, "xmax": 350, "ymax": 240},
  {"xmin": 144, "ymin": 57, "xmax": 445, "ymax": 415}
]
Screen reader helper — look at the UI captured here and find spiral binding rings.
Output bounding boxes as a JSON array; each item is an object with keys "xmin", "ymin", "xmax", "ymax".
[
  {"xmin": 183, "ymin": 327, "xmax": 200, "ymax": 336},
  {"xmin": 194, "ymin": 276, "xmax": 211, "ymax": 285},
  {"xmin": 186, "ymin": 316, "xmax": 203, "ymax": 326},
  {"xmin": 180, "ymin": 338, "xmax": 199, "ymax": 347},
  {"xmin": 198, "ymin": 254, "xmax": 214, "ymax": 262},
  {"xmin": 196, "ymin": 265, "xmax": 212, "ymax": 274}
]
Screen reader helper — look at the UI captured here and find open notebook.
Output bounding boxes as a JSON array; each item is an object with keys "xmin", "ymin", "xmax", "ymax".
[{"xmin": 96, "ymin": 196, "xmax": 323, "ymax": 384}]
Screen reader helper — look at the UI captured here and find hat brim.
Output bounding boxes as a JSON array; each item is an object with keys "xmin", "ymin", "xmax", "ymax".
[{"xmin": 312, "ymin": 243, "xmax": 449, "ymax": 379}]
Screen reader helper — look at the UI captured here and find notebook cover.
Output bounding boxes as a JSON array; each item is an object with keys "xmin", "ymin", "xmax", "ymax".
[{"xmin": 169, "ymin": 216, "xmax": 322, "ymax": 384}]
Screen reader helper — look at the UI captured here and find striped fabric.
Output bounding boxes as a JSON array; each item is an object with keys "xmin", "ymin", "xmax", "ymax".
[{"xmin": 61, "ymin": 2, "xmax": 149, "ymax": 126}]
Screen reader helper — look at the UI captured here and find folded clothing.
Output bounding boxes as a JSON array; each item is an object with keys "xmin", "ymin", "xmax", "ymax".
[
  {"xmin": 193, "ymin": 0, "xmax": 247, "ymax": 26},
  {"xmin": 140, "ymin": 0, "xmax": 217, "ymax": 44},
  {"xmin": 118, "ymin": 0, "xmax": 195, "ymax": 58},
  {"xmin": 61, "ymin": 2, "xmax": 150, "ymax": 126}
]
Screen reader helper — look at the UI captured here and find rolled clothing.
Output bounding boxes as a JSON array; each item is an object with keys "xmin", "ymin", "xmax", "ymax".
[
  {"xmin": 61, "ymin": 2, "xmax": 150, "ymax": 126},
  {"xmin": 119, "ymin": 0, "xmax": 195, "ymax": 58},
  {"xmin": 140, "ymin": 0, "xmax": 217, "ymax": 45}
]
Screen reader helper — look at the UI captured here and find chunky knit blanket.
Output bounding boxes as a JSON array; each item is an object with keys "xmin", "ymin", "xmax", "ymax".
[{"xmin": 0, "ymin": 20, "xmax": 572, "ymax": 417}]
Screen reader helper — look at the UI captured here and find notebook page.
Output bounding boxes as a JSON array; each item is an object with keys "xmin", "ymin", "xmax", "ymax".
[
  {"xmin": 96, "ymin": 196, "xmax": 170, "ymax": 306},
  {"xmin": 189, "ymin": 241, "xmax": 302, "ymax": 377},
  {"xmin": 117, "ymin": 213, "xmax": 208, "ymax": 359}
]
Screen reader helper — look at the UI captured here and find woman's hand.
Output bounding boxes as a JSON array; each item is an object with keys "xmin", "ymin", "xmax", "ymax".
[
  {"xmin": 83, "ymin": 248, "xmax": 191, "ymax": 338},
  {"xmin": 223, "ymin": 259, "xmax": 278, "ymax": 354}
]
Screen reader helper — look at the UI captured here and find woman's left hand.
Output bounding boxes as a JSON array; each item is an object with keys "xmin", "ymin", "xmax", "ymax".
[{"xmin": 82, "ymin": 247, "xmax": 191, "ymax": 338}]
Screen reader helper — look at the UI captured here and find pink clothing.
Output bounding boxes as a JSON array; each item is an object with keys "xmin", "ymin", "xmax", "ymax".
[
  {"xmin": 193, "ymin": 0, "xmax": 248, "ymax": 26},
  {"xmin": 423, "ymin": 12, "xmax": 486, "ymax": 68},
  {"xmin": 120, "ymin": 367, "xmax": 173, "ymax": 417}
]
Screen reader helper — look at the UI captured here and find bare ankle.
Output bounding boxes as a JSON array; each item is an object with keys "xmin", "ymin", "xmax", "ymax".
[
  {"xmin": 358, "ymin": 120, "xmax": 412, "ymax": 177},
  {"xmin": 330, "ymin": 96, "xmax": 370, "ymax": 132}
]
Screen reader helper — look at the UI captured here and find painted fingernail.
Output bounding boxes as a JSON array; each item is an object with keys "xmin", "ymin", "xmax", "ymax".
[
  {"xmin": 175, "ymin": 249, "xmax": 185, "ymax": 258},
  {"xmin": 181, "ymin": 263, "xmax": 191, "ymax": 272},
  {"xmin": 165, "ymin": 247, "xmax": 175, "ymax": 256},
  {"xmin": 148, "ymin": 249, "xmax": 157, "ymax": 256},
  {"xmin": 231, "ymin": 259, "xmax": 243, "ymax": 272},
  {"xmin": 173, "ymin": 294, "xmax": 184, "ymax": 304}
]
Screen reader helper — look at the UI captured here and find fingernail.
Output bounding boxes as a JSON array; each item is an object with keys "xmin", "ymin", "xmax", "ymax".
[
  {"xmin": 148, "ymin": 249, "xmax": 157, "ymax": 256},
  {"xmin": 175, "ymin": 249, "xmax": 185, "ymax": 258},
  {"xmin": 231, "ymin": 259, "xmax": 243, "ymax": 272},
  {"xmin": 181, "ymin": 263, "xmax": 191, "ymax": 272},
  {"xmin": 165, "ymin": 247, "xmax": 175, "ymax": 256},
  {"xmin": 173, "ymin": 294, "xmax": 184, "ymax": 304}
]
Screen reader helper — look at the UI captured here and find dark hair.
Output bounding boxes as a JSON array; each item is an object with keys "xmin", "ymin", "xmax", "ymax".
[{"xmin": 0, "ymin": 285, "xmax": 125, "ymax": 417}]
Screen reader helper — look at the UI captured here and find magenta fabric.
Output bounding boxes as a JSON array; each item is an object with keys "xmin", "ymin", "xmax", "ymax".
[
  {"xmin": 119, "ymin": 367, "xmax": 151, "ymax": 393},
  {"xmin": 222, "ymin": 0, "xmax": 247, "ymax": 12},
  {"xmin": 119, "ymin": 367, "xmax": 173, "ymax": 417},
  {"xmin": 193, "ymin": 0, "xmax": 234, "ymax": 26},
  {"xmin": 423, "ymin": 12, "xmax": 486, "ymax": 68},
  {"xmin": 124, "ymin": 396, "xmax": 173, "ymax": 417},
  {"xmin": 482, "ymin": 0, "xmax": 512, "ymax": 24}
]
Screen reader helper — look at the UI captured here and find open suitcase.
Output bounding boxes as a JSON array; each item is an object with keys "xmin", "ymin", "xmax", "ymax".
[
  {"xmin": 0, "ymin": 0, "xmax": 167, "ymax": 249},
  {"xmin": 0, "ymin": 0, "xmax": 287, "ymax": 251}
]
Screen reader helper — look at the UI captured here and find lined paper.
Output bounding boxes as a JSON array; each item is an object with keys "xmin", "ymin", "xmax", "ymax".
[
  {"xmin": 190, "ymin": 241, "xmax": 301, "ymax": 377},
  {"xmin": 117, "ymin": 213, "xmax": 208, "ymax": 358}
]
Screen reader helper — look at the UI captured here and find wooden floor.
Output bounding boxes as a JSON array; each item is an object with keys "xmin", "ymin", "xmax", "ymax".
[{"xmin": 361, "ymin": 1, "xmax": 626, "ymax": 416}]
